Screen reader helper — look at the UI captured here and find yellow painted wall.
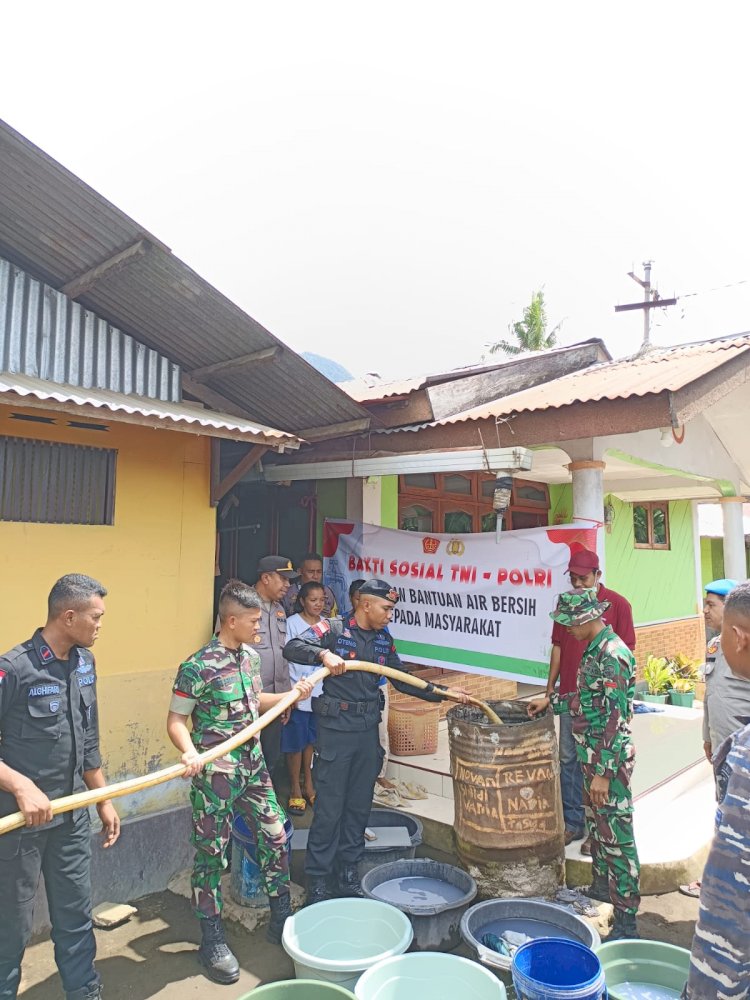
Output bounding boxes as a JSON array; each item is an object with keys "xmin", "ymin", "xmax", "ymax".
[{"xmin": 0, "ymin": 405, "xmax": 217, "ymax": 818}]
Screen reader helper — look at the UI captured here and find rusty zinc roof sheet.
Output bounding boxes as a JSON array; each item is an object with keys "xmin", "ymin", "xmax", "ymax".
[{"xmin": 435, "ymin": 335, "xmax": 750, "ymax": 425}]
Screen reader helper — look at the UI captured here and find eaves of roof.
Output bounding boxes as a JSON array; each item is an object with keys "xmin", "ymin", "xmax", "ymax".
[
  {"xmin": 0, "ymin": 119, "xmax": 370, "ymax": 440},
  {"xmin": 0, "ymin": 372, "xmax": 301, "ymax": 448},
  {"xmin": 433, "ymin": 336, "xmax": 750, "ymax": 426}
]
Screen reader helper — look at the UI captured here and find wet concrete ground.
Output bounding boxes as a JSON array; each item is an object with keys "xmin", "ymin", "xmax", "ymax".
[{"xmin": 20, "ymin": 843, "xmax": 700, "ymax": 1000}]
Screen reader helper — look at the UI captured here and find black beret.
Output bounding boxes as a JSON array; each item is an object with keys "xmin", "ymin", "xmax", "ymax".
[{"xmin": 358, "ymin": 579, "xmax": 399, "ymax": 603}]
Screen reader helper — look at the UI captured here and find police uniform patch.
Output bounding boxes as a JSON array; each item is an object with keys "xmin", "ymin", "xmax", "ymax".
[
  {"xmin": 313, "ymin": 620, "xmax": 331, "ymax": 638},
  {"xmin": 342, "ymin": 629, "xmax": 351, "ymax": 638},
  {"xmin": 386, "ymin": 589, "xmax": 398, "ymax": 602},
  {"xmin": 276, "ymin": 610, "xmax": 285, "ymax": 618},
  {"xmin": 39, "ymin": 644, "xmax": 55, "ymax": 663},
  {"xmin": 50, "ymin": 700, "xmax": 60, "ymax": 712},
  {"xmin": 707, "ymin": 637, "xmax": 720, "ymax": 656},
  {"xmin": 0, "ymin": 668, "xmax": 6, "ymax": 685},
  {"xmin": 253, "ymin": 636, "xmax": 262, "ymax": 644},
  {"xmin": 349, "ymin": 651, "xmax": 356, "ymax": 658}
]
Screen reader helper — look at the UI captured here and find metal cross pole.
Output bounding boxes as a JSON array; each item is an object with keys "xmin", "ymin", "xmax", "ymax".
[{"xmin": 614, "ymin": 261, "xmax": 677, "ymax": 352}]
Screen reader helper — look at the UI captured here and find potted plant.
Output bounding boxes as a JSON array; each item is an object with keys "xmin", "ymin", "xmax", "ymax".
[
  {"xmin": 668, "ymin": 653, "xmax": 699, "ymax": 707},
  {"xmin": 669, "ymin": 677, "xmax": 697, "ymax": 708},
  {"xmin": 642, "ymin": 655, "xmax": 673, "ymax": 703}
]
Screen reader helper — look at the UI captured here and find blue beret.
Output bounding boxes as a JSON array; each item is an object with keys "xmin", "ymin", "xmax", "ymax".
[{"xmin": 705, "ymin": 578, "xmax": 739, "ymax": 597}]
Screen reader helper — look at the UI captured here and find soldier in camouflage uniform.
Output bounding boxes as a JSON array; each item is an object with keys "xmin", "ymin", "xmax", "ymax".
[
  {"xmin": 681, "ymin": 581, "xmax": 750, "ymax": 999},
  {"xmin": 529, "ymin": 587, "xmax": 640, "ymax": 940},
  {"xmin": 167, "ymin": 580, "xmax": 313, "ymax": 984}
]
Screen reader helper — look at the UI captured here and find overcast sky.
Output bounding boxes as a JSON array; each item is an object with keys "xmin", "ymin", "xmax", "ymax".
[{"xmin": 2, "ymin": 2, "xmax": 749, "ymax": 380}]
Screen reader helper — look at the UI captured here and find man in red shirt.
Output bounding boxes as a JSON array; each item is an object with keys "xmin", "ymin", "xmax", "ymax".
[{"xmin": 530, "ymin": 549, "xmax": 635, "ymax": 853}]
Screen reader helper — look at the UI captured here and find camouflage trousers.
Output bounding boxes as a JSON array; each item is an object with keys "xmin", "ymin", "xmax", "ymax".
[
  {"xmin": 582, "ymin": 757, "xmax": 641, "ymax": 915},
  {"xmin": 190, "ymin": 742, "xmax": 289, "ymax": 919}
]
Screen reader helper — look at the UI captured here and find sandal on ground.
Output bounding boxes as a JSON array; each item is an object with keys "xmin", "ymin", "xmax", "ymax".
[
  {"xmin": 396, "ymin": 780, "xmax": 428, "ymax": 800},
  {"xmin": 288, "ymin": 796, "xmax": 306, "ymax": 815},
  {"xmin": 679, "ymin": 880, "xmax": 701, "ymax": 898}
]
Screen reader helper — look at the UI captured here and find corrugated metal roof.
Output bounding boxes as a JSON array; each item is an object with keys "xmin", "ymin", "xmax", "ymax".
[
  {"xmin": 436, "ymin": 336, "xmax": 750, "ymax": 425},
  {"xmin": 0, "ymin": 256, "xmax": 181, "ymax": 401},
  {"xmin": 0, "ymin": 372, "xmax": 300, "ymax": 447},
  {"xmin": 340, "ymin": 341, "xmax": 610, "ymax": 403},
  {"xmin": 0, "ymin": 119, "xmax": 370, "ymax": 437}
]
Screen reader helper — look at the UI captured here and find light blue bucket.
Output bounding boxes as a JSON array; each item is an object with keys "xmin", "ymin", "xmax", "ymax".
[
  {"xmin": 354, "ymin": 951, "xmax": 507, "ymax": 999},
  {"xmin": 230, "ymin": 813, "xmax": 293, "ymax": 907},
  {"xmin": 282, "ymin": 898, "xmax": 413, "ymax": 992}
]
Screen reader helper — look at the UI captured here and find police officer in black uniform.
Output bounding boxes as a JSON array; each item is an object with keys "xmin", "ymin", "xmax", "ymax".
[
  {"xmin": 0, "ymin": 574, "xmax": 120, "ymax": 1000},
  {"xmin": 283, "ymin": 578, "xmax": 466, "ymax": 903}
]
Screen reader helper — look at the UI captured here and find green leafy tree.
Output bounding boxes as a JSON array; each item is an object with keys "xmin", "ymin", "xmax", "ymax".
[{"xmin": 489, "ymin": 289, "xmax": 563, "ymax": 356}]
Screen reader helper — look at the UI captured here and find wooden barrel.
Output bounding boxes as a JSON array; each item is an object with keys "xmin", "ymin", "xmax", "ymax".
[{"xmin": 448, "ymin": 700, "xmax": 565, "ymax": 898}]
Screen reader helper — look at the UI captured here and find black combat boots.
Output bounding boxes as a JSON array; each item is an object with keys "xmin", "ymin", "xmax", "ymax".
[
  {"xmin": 609, "ymin": 910, "xmax": 639, "ymax": 940},
  {"xmin": 197, "ymin": 915, "xmax": 240, "ymax": 984},
  {"xmin": 337, "ymin": 864, "xmax": 364, "ymax": 898},
  {"xmin": 583, "ymin": 873, "xmax": 610, "ymax": 904},
  {"xmin": 266, "ymin": 890, "xmax": 292, "ymax": 944},
  {"xmin": 306, "ymin": 875, "xmax": 332, "ymax": 906}
]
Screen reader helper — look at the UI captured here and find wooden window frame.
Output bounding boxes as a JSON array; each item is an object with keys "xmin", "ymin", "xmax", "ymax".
[
  {"xmin": 399, "ymin": 473, "xmax": 550, "ymax": 534},
  {"xmin": 632, "ymin": 501, "xmax": 670, "ymax": 550}
]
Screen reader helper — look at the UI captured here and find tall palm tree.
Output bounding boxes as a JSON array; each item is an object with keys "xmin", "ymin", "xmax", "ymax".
[{"xmin": 489, "ymin": 289, "xmax": 563, "ymax": 356}]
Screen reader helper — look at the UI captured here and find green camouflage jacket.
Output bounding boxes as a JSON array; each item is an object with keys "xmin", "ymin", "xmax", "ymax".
[
  {"xmin": 570, "ymin": 624, "xmax": 635, "ymax": 777},
  {"xmin": 170, "ymin": 637, "xmax": 263, "ymax": 749}
]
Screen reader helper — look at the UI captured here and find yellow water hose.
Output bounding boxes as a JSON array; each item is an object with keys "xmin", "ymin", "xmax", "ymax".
[{"xmin": 0, "ymin": 660, "xmax": 499, "ymax": 836}]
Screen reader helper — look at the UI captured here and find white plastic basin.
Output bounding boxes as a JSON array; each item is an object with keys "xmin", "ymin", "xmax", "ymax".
[
  {"xmin": 355, "ymin": 952, "xmax": 507, "ymax": 1000},
  {"xmin": 282, "ymin": 898, "xmax": 413, "ymax": 991}
]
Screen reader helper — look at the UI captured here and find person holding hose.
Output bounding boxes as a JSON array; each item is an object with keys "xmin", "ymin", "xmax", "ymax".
[
  {"xmin": 167, "ymin": 579, "xmax": 312, "ymax": 984},
  {"xmin": 283, "ymin": 578, "xmax": 470, "ymax": 905}
]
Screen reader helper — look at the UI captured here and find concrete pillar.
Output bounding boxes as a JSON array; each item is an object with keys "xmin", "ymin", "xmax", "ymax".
[
  {"xmin": 568, "ymin": 460, "xmax": 605, "ymax": 523},
  {"xmin": 568, "ymin": 460, "xmax": 606, "ymax": 571},
  {"xmin": 720, "ymin": 497, "xmax": 747, "ymax": 581},
  {"xmin": 346, "ymin": 477, "xmax": 383, "ymax": 526},
  {"xmin": 362, "ymin": 476, "xmax": 382, "ymax": 525}
]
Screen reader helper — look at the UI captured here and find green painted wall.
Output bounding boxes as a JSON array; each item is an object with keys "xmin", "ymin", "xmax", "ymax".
[
  {"xmin": 548, "ymin": 483, "xmax": 573, "ymax": 525},
  {"xmin": 381, "ymin": 475, "xmax": 398, "ymax": 528},
  {"xmin": 315, "ymin": 479, "xmax": 347, "ymax": 550},
  {"xmin": 700, "ymin": 537, "xmax": 724, "ymax": 587},
  {"xmin": 604, "ymin": 496, "xmax": 698, "ymax": 624}
]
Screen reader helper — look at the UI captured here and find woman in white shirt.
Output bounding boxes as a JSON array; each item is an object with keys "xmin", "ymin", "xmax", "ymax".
[{"xmin": 282, "ymin": 582, "xmax": 326, "ymax": 814}]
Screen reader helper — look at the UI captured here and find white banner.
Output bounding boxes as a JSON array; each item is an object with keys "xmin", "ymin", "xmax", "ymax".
[{"xmin": 323, "ymin": 519, "xmax": 599, "ymax": 683}]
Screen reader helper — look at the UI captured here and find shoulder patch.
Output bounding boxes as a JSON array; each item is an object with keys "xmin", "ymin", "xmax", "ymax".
[
  {"xmin": 312, "ymin": 620, "xmax": 331, "ymax": 638},
  {"xmin": 39, "ymin": 644, "xmax": 55, "ymax": 663},
  {"xmin": 0, "ymin": 668, "xmax": 5, "ymax": 684},
  {"xmin": 707, "ymin": 636, "xmax": 720, "ymax": 655}
]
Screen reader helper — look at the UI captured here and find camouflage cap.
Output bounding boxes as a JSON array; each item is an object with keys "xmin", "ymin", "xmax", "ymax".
[{"xmin": 550, "ymin": 587, "xmax": 610, "ymax": 626}]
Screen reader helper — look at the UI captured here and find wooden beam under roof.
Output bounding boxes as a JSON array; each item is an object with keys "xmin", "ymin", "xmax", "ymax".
[
  {"xmin": 182, "ymin": 374, "xmax": 258, "ymax": 421},
  {"xmin": 61, "ymin": 240, "xmax": 149, "ymax": 299},
  {"xmin": 188, "ymin": 346, "xmax": 281, "ymax": 382},
  {"xmin": 211, "ymin": 444, "xmax": 268, "ymax": 504}
]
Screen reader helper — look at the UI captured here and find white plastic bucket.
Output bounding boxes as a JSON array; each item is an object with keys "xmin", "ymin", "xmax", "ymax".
[
  {"xmin": 282, "ymin": 898, "xmax": 413, "ymax": 992},
  {"xmin": 355, "ymin": 952, "xmax": 507, "ymax": 999}
]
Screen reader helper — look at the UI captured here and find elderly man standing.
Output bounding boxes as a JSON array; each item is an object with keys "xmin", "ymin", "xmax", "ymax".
[
  {"xmin": 542, "ymin": 549, "xmax": 635, "ymax": 852},
  {"xmin": 681, "ymin": 581, "xmax": 750, "ymax": 999},
  {"xmin": 529, "ymin": 588, "xmax": 640, "ymax": 940},
  {"xmin": 679, "ymin": 577, "xmax": 750, "ymax": 898},
  {"xmin": 252, "ymin": 556, "xmax": 297, "ymax": 782}
]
